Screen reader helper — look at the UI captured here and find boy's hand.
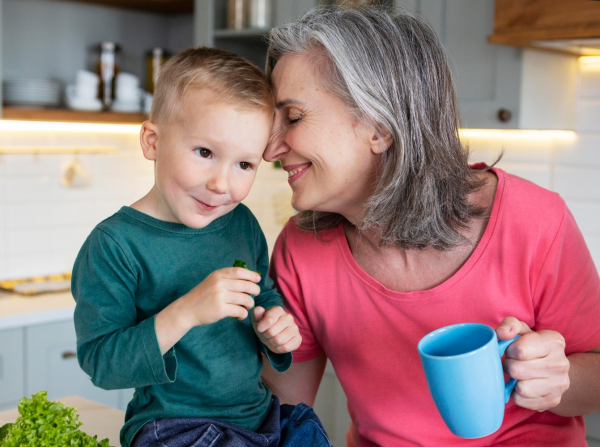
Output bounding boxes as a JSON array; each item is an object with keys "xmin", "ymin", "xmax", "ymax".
[
  {"xmin": 252, "ymin": 306, "xmax": 301, "ymax": 354},
  {"xmin": 181, "ymin": 267, "xmax": 260, "ymax": 327}
]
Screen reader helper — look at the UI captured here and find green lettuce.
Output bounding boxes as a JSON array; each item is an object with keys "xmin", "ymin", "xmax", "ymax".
[{"xmin": 1, "ymin": 391, "xmax": 112, "ymax": 446}]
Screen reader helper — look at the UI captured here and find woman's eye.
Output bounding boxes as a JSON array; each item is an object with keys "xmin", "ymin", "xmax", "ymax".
[
  {"xmin": 288, "ymin": 115, "xmax": 302, "ymax": 124},
  {"xmin": 195, "ymin": 148, "xmax": 211, "ymax": 158},
  {"xmin": 237, "ymin": 162, "xmax": 252, "ymax": 171}
]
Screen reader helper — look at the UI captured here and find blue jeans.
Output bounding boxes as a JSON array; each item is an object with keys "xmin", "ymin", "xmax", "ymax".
[{"xmin": 132, "ymin": 396, "xmax": 331, "ymax": 447}]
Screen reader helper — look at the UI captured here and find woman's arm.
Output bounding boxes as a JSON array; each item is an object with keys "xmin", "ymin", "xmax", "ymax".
[{"xmin": 261, "ymin": 353, "xmax": 327, "ymax": 406}]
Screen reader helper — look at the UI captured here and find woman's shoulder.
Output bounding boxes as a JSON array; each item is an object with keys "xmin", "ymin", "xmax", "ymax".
[{"xmin": 495, "ymin": 168, "xmax": 567, "ymax": 234}]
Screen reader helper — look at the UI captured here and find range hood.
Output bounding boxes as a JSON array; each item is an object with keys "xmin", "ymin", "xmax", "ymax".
[{"xmin": 489, "ymin": 0, "xmax": 600, "ymax": 56}]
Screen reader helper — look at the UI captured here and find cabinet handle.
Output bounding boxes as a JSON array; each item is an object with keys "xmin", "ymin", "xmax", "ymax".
[
  {"xmin": 497, "ymin": 108, "xmax": 512, "ymax": 123},
  {"xmin": 62, "ymin": 351, "xmax": 77, "ymax": 360}
]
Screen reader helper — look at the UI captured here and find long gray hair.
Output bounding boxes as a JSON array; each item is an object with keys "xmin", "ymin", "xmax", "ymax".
[{"xmin": 267, "ymin": 6, "xmax": 488, "ymax": 251}]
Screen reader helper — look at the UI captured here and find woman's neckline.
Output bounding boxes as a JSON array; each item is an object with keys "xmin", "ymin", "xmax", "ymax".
[{"xmin": 336, "ymin": 168, "xmax": 506, "ymax": 300}]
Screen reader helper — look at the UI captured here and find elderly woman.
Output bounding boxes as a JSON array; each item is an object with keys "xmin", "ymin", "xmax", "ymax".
[{"xmin": 260, "ymin": 6, "xmax": 600, "ymax": 447}]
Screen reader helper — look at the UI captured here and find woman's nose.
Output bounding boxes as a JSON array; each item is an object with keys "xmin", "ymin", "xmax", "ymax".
[{"xmin": 263, "ymin": 137, "xmax": 290, "ymax": 162}]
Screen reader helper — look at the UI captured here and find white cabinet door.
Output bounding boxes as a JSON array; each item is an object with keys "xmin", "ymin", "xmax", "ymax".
[
  {"xmin": 417, "ymin": 0, "xmax": 521, "ymax": 129},
  {"xmin": 0, "ymin": 328, "xmax": 24, "ymax": 411},
  {"xmin": 25, "ymin": 320, "xmax": 121, "ymax": 409}
]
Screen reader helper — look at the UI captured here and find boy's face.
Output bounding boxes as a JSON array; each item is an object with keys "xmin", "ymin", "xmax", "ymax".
[{"xmin": 146, "ymin": 88, "xmax": 271, "ymax": 228}]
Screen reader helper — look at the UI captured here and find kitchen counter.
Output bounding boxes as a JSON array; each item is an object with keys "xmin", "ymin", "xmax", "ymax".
[
  {"xmin": 0, "ymin": 395, "xmax": 124, "ymax": 446},
  {"xmin": 0, "ymin": 290, "xmax": 75, "ymax": 330}
]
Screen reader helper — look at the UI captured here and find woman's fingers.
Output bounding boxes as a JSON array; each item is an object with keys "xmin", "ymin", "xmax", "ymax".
[{"xmin": 499, "ymin": 325, "xmax": 570, "ymax": 412}]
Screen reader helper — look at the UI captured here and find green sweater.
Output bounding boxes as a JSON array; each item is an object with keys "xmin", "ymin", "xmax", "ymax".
[{"xmin": 72, "ymin": 205, "xmax": 291, "ymax": 447}]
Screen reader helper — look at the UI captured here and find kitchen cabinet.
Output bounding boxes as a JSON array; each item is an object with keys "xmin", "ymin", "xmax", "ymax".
[
  {"xmin": 25, "ymin": 320, "xmax": 133, "ymax": 411},
  {"xmin": 0, "ymin": 328, "xmax": 24, "ymax": 412},
  {"xmin": 402, "ymin": 0, "xmax": 577, "ymax": 129},
  {"xmin": 0, "ymin": 0, "xmax": 321, "ymax": 122}
]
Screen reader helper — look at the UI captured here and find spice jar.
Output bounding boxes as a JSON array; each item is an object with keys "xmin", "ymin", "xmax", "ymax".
[
  {"xmin": 249, "ymin": 0, "xmax": 272, "ymax": 29},
  {"xmin": 94, "ymin": 42, "xmax": 120, "ymax": 109},
  {"xmin": 146, "ymin": 48, "xmax": 170, "ymax": 94},
  {"xmin": 227, "ymin": 0, "xmax": 249, "ymax": 30}
]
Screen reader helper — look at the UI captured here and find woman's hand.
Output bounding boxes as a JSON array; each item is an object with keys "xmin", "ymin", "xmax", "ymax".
[
  {"xmin": 496, "ymin": 316, "xmax": 570, "ymax": 411},
  {"xmin": 252, "ymin": 306, "xmax": 302, "ymax": 354}
]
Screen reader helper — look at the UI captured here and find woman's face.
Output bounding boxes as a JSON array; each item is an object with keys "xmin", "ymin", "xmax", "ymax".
[{"xmin": 264, "ymin": 53, "xmax": 381, "ymax": 223}]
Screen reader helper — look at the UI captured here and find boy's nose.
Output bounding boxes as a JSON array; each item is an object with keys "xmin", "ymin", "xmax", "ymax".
[{"xmin": 206, "ymin": 171, "xmax": 228, "ymax": 194}]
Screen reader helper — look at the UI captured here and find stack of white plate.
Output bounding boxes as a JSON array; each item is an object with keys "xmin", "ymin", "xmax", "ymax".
[{"xmin": 3, "ymin": 79, "xmax": 61, "ymax": 107}]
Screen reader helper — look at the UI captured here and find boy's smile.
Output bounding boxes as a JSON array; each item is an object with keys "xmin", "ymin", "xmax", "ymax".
[{"xmin": 135, "ymin": 88, "xmax": 271, "ymax": 228}]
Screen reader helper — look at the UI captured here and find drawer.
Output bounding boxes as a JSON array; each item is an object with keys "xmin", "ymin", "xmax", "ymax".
[{"xmin": 0, "ymin": 328, "xmax": 24, "ymax": 407}]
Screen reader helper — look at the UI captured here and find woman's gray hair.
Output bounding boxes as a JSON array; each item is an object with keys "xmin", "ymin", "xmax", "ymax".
[{"xmin": 267, "ymin": 6, "xmax": 489, "ymax": 251}]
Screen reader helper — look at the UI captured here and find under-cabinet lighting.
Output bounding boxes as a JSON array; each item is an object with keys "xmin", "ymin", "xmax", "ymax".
[
  {"xmin": 0, "ymin": 146, "xmax": 118, "ymax": 154},
  {"xmin": 458, "ymin": 129, "xmax": 576, "ymax": 141},
  {"xmin": 0, "ymin": 120, "xmax": 141, "ymax": 134},
  {"xmin": 579, "ymin": 56, "xmax": 600, "ymax": 66}
]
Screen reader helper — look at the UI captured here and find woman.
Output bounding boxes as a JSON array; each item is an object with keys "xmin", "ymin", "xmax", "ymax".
[{"xmin": 260, "ymin": 6, "xmax": 600, "ymax": 447}]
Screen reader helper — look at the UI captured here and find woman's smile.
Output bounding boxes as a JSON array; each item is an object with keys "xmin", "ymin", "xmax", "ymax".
[{"xmin": 283, "ymin": 162, "xmax": 312, "ymax": 184}]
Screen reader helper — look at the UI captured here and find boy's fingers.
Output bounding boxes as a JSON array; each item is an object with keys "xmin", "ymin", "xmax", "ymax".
[
  {"xmin": 222, "ymin": 267, "xmax": 261, "ymax": 283},
  {"xmin": 228, "ymin": 293, "xmax": 255, "ymax": 310},
  {"xmin": 225, "ymin": 279, "xmax": 261, "ymax": 297},
  {"xmin": 252, "ymin": 306, "xmax": 266, "ymax": 323},
  {"xmin": 256, "ymin": 307, "xmax": 285, "ymax": 333},
  {"xmin": 264, "ymin": 326, "xmax": 296, "ymax": 347},
  {"xmin": 228, "ymin": 304, "xmax": 249, "ymax": 321}
]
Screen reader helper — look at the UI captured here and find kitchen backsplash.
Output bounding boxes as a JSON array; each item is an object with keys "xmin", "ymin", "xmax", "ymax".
[{"xmin": 0, "ymin": 54, "xmax": 599, "ymax": 280}]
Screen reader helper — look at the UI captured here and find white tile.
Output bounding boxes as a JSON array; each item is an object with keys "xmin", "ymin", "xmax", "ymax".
[
  {"xmin": 50, "ymin": 200, "xmax": 95, "ymax": 226},
  {"xmin": 580, "ymin": 66, "xmax": 600, "ymax": 98},
  {"xmin": 49, "ymin": 175, "xmax": 96, "ymax": 201},
  {"xmin": 554, "ymin": 166, "xmax": 600, "ymax": 200},
  {"xmin": 2, "ymin": 154, "xmax": 59, "ymax": 178},
  {"xmin": 6, "ymin": 175, "xmax": 53, "ymax": 203},
  {"xmin": 565, "ymin": 200, "xmax": 600, "ymax": 235},
  {"xmin": 555, "ymin": 133, "xmax": 600, "ymax": 167},
  {"xmin": 577, "ymin": 99, "xmax": 600, "ymax": 132},
  {"xmin": 495, "ymin": 163, "xmax": 553, "ymax": 190},
  {"xmin": 6, "ymin": 228, "xmax": 51, "ymax": 255},
  {"xmin": 6, "ymin": 202, "xmax": 52, "ymax": 229},
  {"xmin": 5, "ymin": 252, "xmax": 53, "ymax": 278},
  {"xmin": 467, "ymin": 138, "xmax": 554, "ymax": 165},
  {"xmin": 50, "ymin": 226, "xmax": 93, "ymax": 252},
  {"xmin": 0, "ymin": 258, "xmax": 7, "ymax": 281},
  {"xmin": 51, "ymin": 249, "xmax": 81, "ymax": 273}
]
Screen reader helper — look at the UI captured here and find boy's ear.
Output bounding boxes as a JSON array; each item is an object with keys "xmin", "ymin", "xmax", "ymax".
[
  {"xmin": 368, "ymin": 127, "xmax": 393, "ymax": 155},
  {"xmin": 140, "ymin": 120, "xmax": 159, "ymax": 161}
]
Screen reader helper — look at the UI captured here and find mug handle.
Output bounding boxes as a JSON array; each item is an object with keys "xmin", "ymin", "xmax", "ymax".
[{"xmin": 498, "ymin": 334, "xmax": 521, "ymax": 403}]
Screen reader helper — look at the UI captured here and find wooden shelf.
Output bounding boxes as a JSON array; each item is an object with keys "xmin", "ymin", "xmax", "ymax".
[
  {"xmin": 214, "ymin": 28, "xmax": 270, "ymax": 39},
  {"xmin": 59, "ymin": 0, "xmax": 193, "ymax": 14},
  {"xmin": 2, "ymin": 107, "xmax": 147, "ymax": 124}
]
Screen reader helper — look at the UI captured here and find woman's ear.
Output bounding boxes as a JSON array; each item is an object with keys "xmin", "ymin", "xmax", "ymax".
[
  {"xmin": 368, "ymin": 128, "xmax": 393, "ymax": 155},
  {"xmin": 140, "ymin": 120, "xmax": 159, "ymax": 161}
]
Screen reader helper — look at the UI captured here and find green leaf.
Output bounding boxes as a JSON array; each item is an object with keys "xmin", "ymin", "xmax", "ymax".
[{"xmin": 1, "ymin": 391, "xmax": 114, "ymax": 447}]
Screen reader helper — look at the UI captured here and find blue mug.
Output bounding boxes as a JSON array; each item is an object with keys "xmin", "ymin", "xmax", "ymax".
[{"xmin": 417, "ymin": 323, "xmax": 520, "ymax": 439}]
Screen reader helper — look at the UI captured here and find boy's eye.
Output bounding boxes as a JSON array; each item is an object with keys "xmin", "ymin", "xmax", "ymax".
[
  {"xmin": 238, "ymin": 162, "xmax": 252, "ymax": 170},
  {"xmin": 195, "ymin": 148, "xmax": 211, "ymax": 158}
]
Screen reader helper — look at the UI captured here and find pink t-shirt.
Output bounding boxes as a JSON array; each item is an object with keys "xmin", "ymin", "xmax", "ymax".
[{"xmin": 270, "ymin": 168, "xmax": 600, "ymax": 446}]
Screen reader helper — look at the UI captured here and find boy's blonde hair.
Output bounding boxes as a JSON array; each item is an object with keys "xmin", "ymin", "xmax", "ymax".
[{"xmin": 150, "ymin": 47, "xmax": 273, "ymax": 125}]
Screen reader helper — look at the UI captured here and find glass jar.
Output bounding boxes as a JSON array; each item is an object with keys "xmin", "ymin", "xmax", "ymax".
[
  {"xmin": 94, "ymin": 42, "xmax": 120, "ymax": 109},
  {"xmin": 227, "ymin": 0, "xmax": 249, "ymax": 29},
  {"xmin": 146, "ymin": 48, "xmax": 170, "ymax": 94}
]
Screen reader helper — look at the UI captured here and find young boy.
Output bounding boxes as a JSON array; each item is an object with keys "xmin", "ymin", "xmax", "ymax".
[{"xmin": 71, "ymin": 48, "xmax": 330, "ymax": 447}]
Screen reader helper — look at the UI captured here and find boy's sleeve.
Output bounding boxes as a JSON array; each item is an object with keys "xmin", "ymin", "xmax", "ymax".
[
  {"xmin": 72, "ymin": 228, "xmax": 177, "ymax": 390},
  {"xmin": 252, "ymin": 220, "xmax": 292, "ymax": 373}
]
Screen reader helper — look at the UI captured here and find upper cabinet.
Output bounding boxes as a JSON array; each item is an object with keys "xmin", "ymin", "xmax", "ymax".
[
  {"xmin": 489, "ymin": 0, "xmax": 600, "ymax": 56},
  {"xmin": 401, "ymin": 0, "xmax": 578, "ymax": 130}
]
